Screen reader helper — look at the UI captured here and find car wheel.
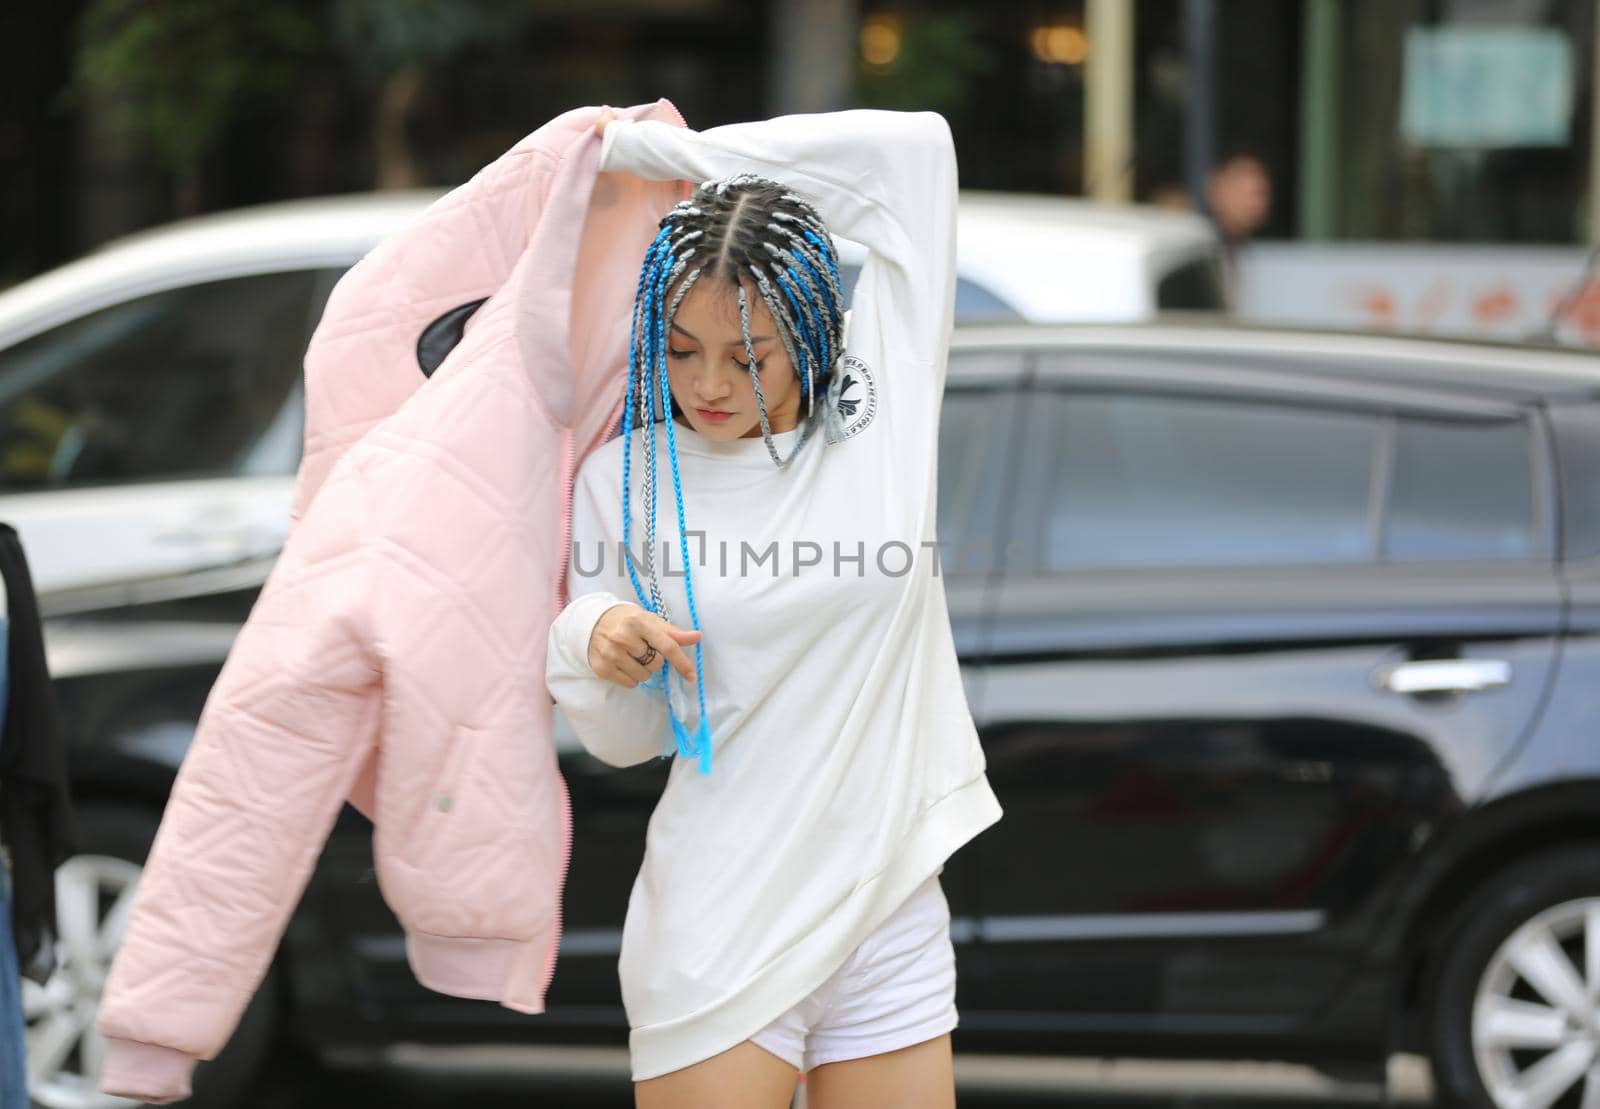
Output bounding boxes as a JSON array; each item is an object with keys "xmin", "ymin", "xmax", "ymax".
[
  {"xmin": 1425, "ymin": 844, "xmax": 1600, "ymax": 1109},
  {"xmin": 23, "ymin": 805, "xmax": 280, "ymax": 1109}
]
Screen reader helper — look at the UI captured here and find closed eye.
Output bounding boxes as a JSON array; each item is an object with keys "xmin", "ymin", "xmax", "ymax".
[{"xmin": 667, "ymin": 348, "xmax": 764, "ymax": 371}]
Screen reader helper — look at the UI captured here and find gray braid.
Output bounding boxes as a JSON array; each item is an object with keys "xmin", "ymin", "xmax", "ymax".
[{"xmin": 622, "ymin": 171, "xmax": 849, "ymax": 636}]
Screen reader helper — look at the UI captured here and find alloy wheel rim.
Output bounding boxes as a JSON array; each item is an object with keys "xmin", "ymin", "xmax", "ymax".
[
  {"xmin": 23, "ymin": 854, "xmax": 143, "ymax": 1109},
  {"xmin": 1472, "ymin": 896, "xmax": 1600, "ymax": 1109}
]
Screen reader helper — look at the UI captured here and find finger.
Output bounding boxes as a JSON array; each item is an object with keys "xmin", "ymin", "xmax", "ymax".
[
  {"xmin": 604, "ymin": 645, "xmax": 654, "ymax": 687},
  {"xmin": 631, "ymin": 639, "xmax": 667, "ymax": 680},
  {"xmin": 595, "ymin": 628, "xmax": 652, "ymax": 686},
  {"xmin": 599, "ymin": 661, "xmax": 644, "ymax": 689},
  {"xmin": 586, "ymin": 602, "xmax": 639, "ymax": 667},
  {"xmin": 644, "ymin": 626, "xmax": 697, "ymax": 683},
  {"xmin": 664, "ymin": 623, "xmax": 703, "ymax": 644}
]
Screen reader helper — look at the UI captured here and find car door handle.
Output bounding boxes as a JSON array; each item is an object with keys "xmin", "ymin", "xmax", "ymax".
[
  {"xmin": 153, "ymin": 514, "xmax": 282, "ymax": 560},
  {"xmin": 154, "ymin": 521, "xmax": 268, "ymax": 553},
  {"xmin": 154, "ymin": 521, "xmax": 253, "ymax": 544},
  {"xmin": 1374, "ymin": 658, "xmax": 1511, "ymax": 695}
]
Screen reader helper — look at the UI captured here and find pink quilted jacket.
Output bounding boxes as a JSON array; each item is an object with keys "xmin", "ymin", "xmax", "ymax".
[{"xmin": 94, "ymin": 99, "xmax": 692, "ymax": 1104}]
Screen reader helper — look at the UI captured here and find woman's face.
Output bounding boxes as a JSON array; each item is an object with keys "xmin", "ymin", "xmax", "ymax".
[{"xmin": 665, "ymin": 276, "xmax": 802, "ymax": 441}]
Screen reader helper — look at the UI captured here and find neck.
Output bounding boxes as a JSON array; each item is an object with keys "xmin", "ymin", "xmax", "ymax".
[{"xmin": 742, "ymin": 407, "xmax": 799, "ymax": 437}]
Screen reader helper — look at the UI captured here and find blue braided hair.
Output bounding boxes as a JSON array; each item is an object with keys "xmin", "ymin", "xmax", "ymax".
[{"xmin": 618, "ymin": 172, "xmax": 847, "ymax": 775}]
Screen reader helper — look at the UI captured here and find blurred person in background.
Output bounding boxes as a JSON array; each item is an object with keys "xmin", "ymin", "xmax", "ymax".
[
  {"xmin": 1206, "ymin": 150, "xmax": 1273, "ymax": 255},
  {"xmin": 1206, "ymin": 150, "xmax": 1273, "ymax": 299},
  {"xmin": 1149, "ymin": 149, "xmax": 1273, "ymax": 298}
]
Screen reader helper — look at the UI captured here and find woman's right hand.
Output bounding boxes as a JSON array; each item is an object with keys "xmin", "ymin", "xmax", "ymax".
[{"xmin": 587, "ymin": 602, "xmax": 701, "ymax": 689}]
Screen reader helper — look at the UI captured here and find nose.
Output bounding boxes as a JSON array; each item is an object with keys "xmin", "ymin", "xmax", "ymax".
[{"xmin": 690, "ymin": 361, "xmax": 734, "ymax": 403}]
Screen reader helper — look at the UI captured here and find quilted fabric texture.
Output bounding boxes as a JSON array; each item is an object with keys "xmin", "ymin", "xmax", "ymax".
[{"xmin": 94, "ymin": 99, "xmax": 692, "ymax": 1104}]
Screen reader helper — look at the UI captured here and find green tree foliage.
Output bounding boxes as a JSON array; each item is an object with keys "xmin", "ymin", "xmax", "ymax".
[
  {"xmin": 857, "ymin": 12, "xmax": 994, "ymax": 115},
  {"xmin": 328, "ymin": 0, "xmax": 532, "ymax": 187},
  {"xmin": 70, "ymin": 0, "xmax": 533, "ymax": 196},
  {"xmin": 72, "ymin": 0, "xmax": 321, "ymax": 181}
]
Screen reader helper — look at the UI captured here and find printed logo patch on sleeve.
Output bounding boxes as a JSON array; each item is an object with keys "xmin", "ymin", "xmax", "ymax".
[{"xmin": 824, "ymin": 354, "xmax": 878, "ymax": 443}]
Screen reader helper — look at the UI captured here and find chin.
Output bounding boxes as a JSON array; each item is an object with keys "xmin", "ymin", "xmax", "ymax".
[{"xmin": 710, "ymin": 421, "xmax": 760, "ymax": 440}]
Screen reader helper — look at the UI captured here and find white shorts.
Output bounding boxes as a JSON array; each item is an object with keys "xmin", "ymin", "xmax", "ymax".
[{"xmin": 747, "ymin": 871, "xmax": 957, "ymax": 1073}]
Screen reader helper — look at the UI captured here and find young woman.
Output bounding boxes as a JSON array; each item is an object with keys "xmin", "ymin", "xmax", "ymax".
[{"xmin": 545, "ymin": 103, "xmax": 1004, "ymax": 1109}]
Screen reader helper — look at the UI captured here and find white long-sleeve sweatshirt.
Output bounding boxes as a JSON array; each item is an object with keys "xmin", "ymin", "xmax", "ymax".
[{"xmin": 544, "ymin": 107, "xmax": 1004, "ymax": 1081}]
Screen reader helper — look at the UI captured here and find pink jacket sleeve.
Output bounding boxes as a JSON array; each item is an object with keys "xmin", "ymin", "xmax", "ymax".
[{"xmin": 95, "ymin": 459, "xmax": 384, "ymax": 1104}]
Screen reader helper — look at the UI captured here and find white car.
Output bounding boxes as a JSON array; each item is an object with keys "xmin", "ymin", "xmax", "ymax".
[
  {"xmin": 925, "ymin": 190, "xmax": 1226, "ymax": 321},
  {"xmin": 0, "ymin": 190, "xmax": 1224, "ymax": 601}
]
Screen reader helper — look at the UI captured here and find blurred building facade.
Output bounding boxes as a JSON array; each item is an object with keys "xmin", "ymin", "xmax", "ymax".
[
  {"xmin": 1100, "ymin": 0, "xmax": 1599, "ymax": 343},
  {"xmin": 3, "ymin": 0, "xmax": 1597, "ymax": 332},
  {"xmin": 1125, "ymin": 0, "xmax": 1596, "ymax": 246}
]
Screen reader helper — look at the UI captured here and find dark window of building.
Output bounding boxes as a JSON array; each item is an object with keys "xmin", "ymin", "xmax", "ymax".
[{"xmin": 1333, "ymin": 0, "xmax": 1595, "ymax": 242}]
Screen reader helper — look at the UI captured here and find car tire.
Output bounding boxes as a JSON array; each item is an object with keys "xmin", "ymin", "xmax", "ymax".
[
  {"xmin": 23, "ymin": 804, "xmax": 280, "ymax": 1109},
  {"xmin": 1424, "ymin": 843, "xmax": 1600, "ymax": 1109}
]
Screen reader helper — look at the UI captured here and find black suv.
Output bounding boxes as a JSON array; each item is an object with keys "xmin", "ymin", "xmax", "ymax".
[{"xmin": 38, "ymin": 323, "xmax": 1600, "ymax": 1109}]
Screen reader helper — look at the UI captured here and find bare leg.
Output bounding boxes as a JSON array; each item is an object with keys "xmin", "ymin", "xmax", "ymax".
[
  {"xmin": 805, "ymin": 1033, "xmax": 955, "ymax": 1109},
  {"xmin": 635, "ymin": 1039, "xmax": 800, "ymax": 1109}
]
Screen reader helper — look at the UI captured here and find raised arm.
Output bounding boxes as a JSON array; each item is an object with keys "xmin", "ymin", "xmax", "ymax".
[{"xmin": 599, "ymin": 108, "xmax": 958, "ymax": 368}]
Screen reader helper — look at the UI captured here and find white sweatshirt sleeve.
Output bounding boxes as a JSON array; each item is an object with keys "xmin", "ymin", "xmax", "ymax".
[
  {"xmin": 599, "ymin": 108, "xmax": 958, "ymax": 418},
  {"xmin": 545, "ymin": 462, "xmax": 671, "ymax": 769}
]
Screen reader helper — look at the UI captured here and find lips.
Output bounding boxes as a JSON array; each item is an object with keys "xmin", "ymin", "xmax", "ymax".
[{"xmin": 696, "ymin": 408, "xmax": 734, "ymax": 422}]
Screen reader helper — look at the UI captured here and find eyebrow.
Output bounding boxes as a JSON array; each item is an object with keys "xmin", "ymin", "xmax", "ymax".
[{"xmin": 671, "ymin": 322, "xmax": 776, "ymax": 344}]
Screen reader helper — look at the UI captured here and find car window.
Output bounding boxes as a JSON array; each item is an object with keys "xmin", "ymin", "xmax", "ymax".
[
  {"xmin": 0, "ymin": 270, "xmax": 319, "ymax": 491},
  {"xmin": 837, "ymin": 264, "xmax": 1024, "ymax": 324},
  {"xmin": 1384, "ymin": 414, "xmax": 1539, "ymax": 560},
  {"xmin": 952, "ymin": 280, "xmax": 1027, "ymax": 324},
  {"xmin": 936, "ymin": 358, "xmax": 1024, "ymax": 576},
  {"xmin": 1015, "ymin": 389, "xmax": 1379, "ymax": 571},
  {"xmin": 1156, "ymin": 256, "xmax": 1228, "ymax": 311}
]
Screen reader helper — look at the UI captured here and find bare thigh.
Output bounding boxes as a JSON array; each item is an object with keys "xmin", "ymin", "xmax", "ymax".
[
  {"xmin": 634, "ymin": 1038, "xmax": 799, "ymax": 1109},
  {"xmin": 805, "ymin": 1031, "xmax": 954, "ymax": 1109}
]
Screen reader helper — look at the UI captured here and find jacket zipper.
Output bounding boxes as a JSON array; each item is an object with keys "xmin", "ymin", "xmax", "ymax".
[
  {"xmin": 540, "ymin": 424, "xmax": 580, "ymax": 1001},
  {"xmin": 555, "ymin": 422, "xmax": 577, "ymax": 613},
  {"xmin": 538, "ymin": 99, "xmax": 685, "ymax": 1000},
  {"xmin": 537, "ymin": 768, "xmax": 573, "ymax": 1002}
]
